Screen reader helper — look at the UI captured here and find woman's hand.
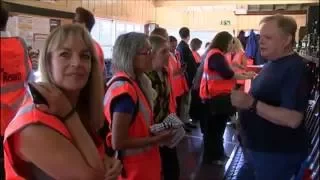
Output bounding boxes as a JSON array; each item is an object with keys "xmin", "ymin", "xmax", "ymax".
[
  {"xmin": 30, "ymin": 82, "xmax": 73, "ymax": 117},
  {"xmin": 153, "ymin": 129, "xmax": 175, "ymax": 143},
  {"xmin": 244, "ymin": 71, "xmax": 257, "ymax": 78},
  {"xmin": 104, "ymin": 156, "xmax": 122, "ymax": 180}
]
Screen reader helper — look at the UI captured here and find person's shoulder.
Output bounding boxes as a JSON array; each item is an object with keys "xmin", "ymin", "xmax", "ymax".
[
  {"xmin": 208, "ymin": 52, "xmax": 224, "ymax": 60},
  {"xmin": 287, "ymin": 53, "xmax": 307, "ymax": 69}
]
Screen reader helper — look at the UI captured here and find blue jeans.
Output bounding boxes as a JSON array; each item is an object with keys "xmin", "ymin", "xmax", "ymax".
[{"xmin": 237, "ymin": 148, "xmax": 307, "ymax": 180}]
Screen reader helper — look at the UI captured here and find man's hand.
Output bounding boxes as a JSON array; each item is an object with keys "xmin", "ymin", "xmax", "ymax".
[
  {"xmin": 231, "ymin": 89, "xmax": 255, "ymax": 110},
  {"xmin": 104, "ymin": 156, "xmax": 122, "ymax": 180}
]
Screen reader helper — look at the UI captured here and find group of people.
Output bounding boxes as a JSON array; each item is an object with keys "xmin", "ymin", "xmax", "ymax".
[{"xmin": 1, "ymin": 4, "xmax": 312, "ymax": 180}]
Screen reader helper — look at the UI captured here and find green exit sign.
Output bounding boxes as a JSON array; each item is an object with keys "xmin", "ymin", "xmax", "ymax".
[{"xmin": 220, "ymin": 20, "xmax": 231, "ymax": 25}]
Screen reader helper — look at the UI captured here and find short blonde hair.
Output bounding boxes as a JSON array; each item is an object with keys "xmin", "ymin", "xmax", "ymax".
[
  {"xmin": 112, "ymin": 32, "xmax": 149, "ymax": 77},
  {"xmin": 260, "ymin": 14, "xmax": 297, "ymax": 46},
  {"xmin": 150, "ymin": 27, "xmax": 169, "ymax": 40},
  {"xmin": 149, "ymin": 35, "xmax": 168, "ymax": 53},
  {"xmin": 38, "ymin": 24, "xmax": 104, "ymax": 130}
]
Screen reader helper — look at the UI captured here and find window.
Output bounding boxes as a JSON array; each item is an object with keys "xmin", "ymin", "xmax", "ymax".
[
  {"xmin": 126, "ymin": 24, "xmax": 134, "ymax": 32},
  {"xmin": 91, "ymin": 18, "xmax": 144, "ymax": 59},
  {"xmin": 115, "ymin": 22, "xmax": 126, "ymax": 38},
  {"xmin": 191, "ymin": 31, "xmax": 217, "ymax": 55},
  {"xmin": 167, "ymin": 28, "xmax": 180, "ymax": 42},
  {"xmin": 134, "ymin": 24, "xmax": 143, "ymax": 32},
  {"xmin": 91, "ymin": 18, "xmax": 114, "ymax": 59}
]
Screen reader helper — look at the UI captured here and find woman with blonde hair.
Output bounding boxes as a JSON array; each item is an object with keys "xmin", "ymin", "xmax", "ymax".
[
  {"xmin": 225, "ymin": 37, "xmax": 253, "ymax": 86},
  {"xmin": 103, "ymin": 32, "xmax": 173, "ymax": 180},
  {"xmin": 3, "ymin": 24, "xmax": 122, "ymax": 180},
  {"xmin": 226, "ymin": 37, "xmax": 252, "ymax": 70},
  {"xmin": 147, "ymin": 35, "xmax": 180, "ymax": 180}
]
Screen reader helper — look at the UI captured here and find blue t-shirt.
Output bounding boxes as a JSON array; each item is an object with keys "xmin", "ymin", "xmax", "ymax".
[
  {"xmin": 239, "ymin": 53, "xmax": 311, "ymax": 153},
  {"xmin": 110, "ymin": 94, "xmax": 135, "ymax": 116}
]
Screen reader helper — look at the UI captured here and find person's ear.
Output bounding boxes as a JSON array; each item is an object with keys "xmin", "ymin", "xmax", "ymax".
[{"xmin": 284, "ymin": 34, "xmax": 293, "ymax": 47}]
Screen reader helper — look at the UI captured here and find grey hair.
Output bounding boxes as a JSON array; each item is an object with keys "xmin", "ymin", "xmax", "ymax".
[{"xmin": 112, "ymin": 32, "xmax": 148, "ymax": 77}]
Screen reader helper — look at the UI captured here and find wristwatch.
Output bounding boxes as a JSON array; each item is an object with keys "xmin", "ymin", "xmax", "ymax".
[{"xmin": 249, "ymin": 99, "xmax": 258, "ymax": 113}]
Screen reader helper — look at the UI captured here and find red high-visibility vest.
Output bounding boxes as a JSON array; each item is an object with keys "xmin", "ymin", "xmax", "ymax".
[
  {"xmin": 104, "ymin": 72, "xmax": 161, "ymax": 180},
  {"xmin": 192, "ymin": 51, "xmax": 201, "ymax": 64},
  {"xmin": 3, "ymin": 95, "xmax": 105, "ymax": 179},
  {"xmin": 225, "ymin": 51, "xmax": 246, "ymax": 85},
  {"xmin": 168, "ymin": 52, "xmax": 188, "ymax": 98},
  {"xmin": 199, "ymin": 49, "xmax": 236, "ymax": 99},
  {"xmin": 1, "ymin": 37, "xmax": 31, "ymax": 135}
]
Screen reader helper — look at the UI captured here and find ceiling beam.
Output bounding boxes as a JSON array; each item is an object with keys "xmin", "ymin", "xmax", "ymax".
[
  {"xmin": 246, "ymin": 9, "xmax": 307, "ymax": 15},
  {"xmin": 154, "ymin": 0, "xmax": 318, "ymax": 7}
]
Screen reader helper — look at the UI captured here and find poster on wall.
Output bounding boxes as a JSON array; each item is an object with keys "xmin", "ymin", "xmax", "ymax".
[
  {"xmin": 33, "ymin": 17, "xmax": 50, "ymax": 34},
  {"xmin": 33, "ymin": 33, "xmax": 48, "ymax": 51},
  {"xmin": 50, "ymin": 19, "xmax": 61, "ymax": 32},
  {"xmin": 17, "ymin": 15, "xmax": 33, "ymax": 46}
]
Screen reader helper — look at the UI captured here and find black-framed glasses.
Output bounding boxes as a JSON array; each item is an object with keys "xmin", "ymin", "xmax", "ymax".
[{"xmin": 137, "ymin": 49, "xmax": 152, "ymax": 56}]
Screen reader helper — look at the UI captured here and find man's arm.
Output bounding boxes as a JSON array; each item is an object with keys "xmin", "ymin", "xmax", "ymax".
[{"xmin": 255, "ymin": 65, "xmax": 310, "ymax": 129}]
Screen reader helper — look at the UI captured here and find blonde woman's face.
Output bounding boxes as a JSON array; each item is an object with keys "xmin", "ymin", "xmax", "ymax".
[
  {"xmin": 50, "ymin": 34, "xmax": 92, "ymax": 91},
  {"xmin": 134, "ymin": 40, "xmax": 153, "ymax": 73},
  {"xmin": 152, "ymin": 42, "xmax": 170, "ymax": 70}
]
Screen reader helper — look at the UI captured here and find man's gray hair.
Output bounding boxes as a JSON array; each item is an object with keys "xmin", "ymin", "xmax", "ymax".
[{"xmin": 112, "ymin": 32, "xmax": 148, "ymax": 76}]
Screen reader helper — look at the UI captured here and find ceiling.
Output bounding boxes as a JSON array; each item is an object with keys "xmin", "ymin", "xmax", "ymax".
[
  {"xmin": 154, "ymin": 1, "xmax": 314, "ymax": 14},
  {"xmin": 154, "ymin": 0, "xmax": 319, "ymax": 7}
]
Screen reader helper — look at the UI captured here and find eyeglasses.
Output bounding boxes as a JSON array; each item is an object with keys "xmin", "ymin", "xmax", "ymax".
[{"xmin": 137, "ymin": 50, "xmax": 152, "ymax": 56}]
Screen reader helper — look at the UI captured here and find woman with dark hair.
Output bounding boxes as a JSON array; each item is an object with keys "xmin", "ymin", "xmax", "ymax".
[{"xmin": 199, "ymin": 31, "xmax": 255, "ymax": 165}]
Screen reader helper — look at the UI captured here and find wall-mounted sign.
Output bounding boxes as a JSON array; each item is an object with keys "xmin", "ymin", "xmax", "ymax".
[
  {"xmin": 49, "ymin": 19, "xmax": 61, "ymax": 32},
  {"xmin": 220, "ymin": 20, "xmax": 231, "ymax": 26}
]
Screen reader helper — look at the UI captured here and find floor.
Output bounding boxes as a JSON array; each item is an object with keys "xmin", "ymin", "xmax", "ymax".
[{"xmin": 177, "ymin": 122, "xmax": 238, "ymax": 180}]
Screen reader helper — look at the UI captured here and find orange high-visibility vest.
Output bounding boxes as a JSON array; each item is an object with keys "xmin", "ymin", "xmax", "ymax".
[
  {"xmin": 103, "ymin": 72, "xmax": 161, "ymax": 180},
  {"xmin": 225, "ymin": 51, "xmax": 246, "ymax": 85},
  {"xmin": 199, "ymin": 49, "xmax": 236, "ymax": 99},
  {"xmin": 168, "ymin": 52, "xmax": 188, "ymax": 98},
  {"xmin": 3, "ymin": 95, "xmax": 105, "ymax": 179},
  {"xmin": 192, "ymin": 51, "xmax": 201, "ymax": 64},
  {"xmin": 164, "ymin": 66, "xmax": 177, "ymax": 113},
  {"xmin": 1, "ymin": 37, "xmax": 31, "ymax": 135},
  {"xmin": 175, "ymin": 51, "xmax": 189, "ymax": 93}
]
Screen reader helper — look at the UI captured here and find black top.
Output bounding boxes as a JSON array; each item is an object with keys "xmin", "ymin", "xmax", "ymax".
[
  {"xmin": 239, "ymin": 53, "xmax": 311, "ymax": 153},
  {"xmin": 176, "ymin": 41, "xmax": 198, "ymax": 88},
  {"xmin": 208, "ymin": 54, "xmax": 234, "ymax": 79}
]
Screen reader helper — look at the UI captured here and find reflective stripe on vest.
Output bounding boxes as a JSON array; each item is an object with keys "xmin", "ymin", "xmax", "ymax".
[
  {"xmin": 0, "ymin": 82, "xmax": 26, "ymax": 94},
  {"xmin": 121, "ymin": 146, "xmax": 153, "ymax": 156},
  {"xmin": 3, "ymin": 96, "xmax": 74, "ymax": 180},
  {"xmin": 104, "ymin": 73, "xmax": 154, "ymax": 157},
  {"xmin": 1, "ymin": 37, "xmax": 30, "ymax": 135},
  {"xmin": 202, "ymin": 72, "xmax": 226, "ymax": 81},
  {"xmin": 104, "ymin": 81, "xmax": 151, "ymax": 129}
]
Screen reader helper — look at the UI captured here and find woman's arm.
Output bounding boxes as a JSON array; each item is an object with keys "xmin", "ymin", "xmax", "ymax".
[
  {"xmin": 208, "ymin": 54, "xmax": 254, "ymax": 80},
  {"xmin": 111, "ymin": 112, "xmax": 171, "ymax": 150},
  {"xmin": 19, "ymin": 124, "xmax": 105, "ymax": 180},
  {"xmin": 64, "ymin": 112, "xmax": 104, "ymax": 172}
]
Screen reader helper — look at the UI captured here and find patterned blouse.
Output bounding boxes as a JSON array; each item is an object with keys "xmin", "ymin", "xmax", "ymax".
[{"xmin": 146, "ymin": 69, "xmax": 170, "ymax": 124}]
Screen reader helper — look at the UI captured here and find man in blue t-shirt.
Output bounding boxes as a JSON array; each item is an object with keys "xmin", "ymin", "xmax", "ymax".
[{"xmin": 231, "ymin": 14, "xmax": 311, "ymax": 180}]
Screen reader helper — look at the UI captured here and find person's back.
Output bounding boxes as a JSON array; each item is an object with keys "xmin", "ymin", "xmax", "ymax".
[
  {"xmin": 0, "ymin": 6, "xmax": 31, "ymax": 137},
  {"xmin": 0, "ymin": 5, "xmax": 31, "ymax": 179},
  {"xmin": 176, "ymin": 27, "xmax": 197, "ymax": 88}
]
